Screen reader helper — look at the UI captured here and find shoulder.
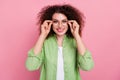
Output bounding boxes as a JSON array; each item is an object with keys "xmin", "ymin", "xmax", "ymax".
[
  {"xmin": 45, "ymin": 35, "xmax": 55, "ymax": 41},
  {"xmin": 64, "ymin": 36, "xmax": 76, "ymax": 47},
  {"xmin": 43, "ymin": 35, "xmax": 56, "ymax": 45}
]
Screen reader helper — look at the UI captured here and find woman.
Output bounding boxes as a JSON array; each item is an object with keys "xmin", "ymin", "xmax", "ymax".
[{"xmin": 26, "ymin": 4, "xmax": 94, "ymax": 80}]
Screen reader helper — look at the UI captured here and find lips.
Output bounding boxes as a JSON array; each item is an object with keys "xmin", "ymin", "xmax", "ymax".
[{"xmin": 57, "ymin": 28, "xmax": 64, "ymax": 32}]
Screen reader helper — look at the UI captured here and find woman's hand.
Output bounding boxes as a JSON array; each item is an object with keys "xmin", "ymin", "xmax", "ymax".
[
  {"xmin": 68, "ymin": 20, "xmax": 80, "ymax": 38},
  {"xmin": 68, "ymin": 20, "xmax": 87, "ymax": 56},
  {"xmin": 33, "ymin": 20, "xmax": 52, "ymax": 55},
  {"xmin": 41, "ymin": 20, "xmax": 53, "ymax": 37}
]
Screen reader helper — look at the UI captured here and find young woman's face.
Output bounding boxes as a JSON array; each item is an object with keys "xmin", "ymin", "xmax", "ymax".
[{"xmin": 52, "ymin": 13, "xmax": 68, "ymax": 37}]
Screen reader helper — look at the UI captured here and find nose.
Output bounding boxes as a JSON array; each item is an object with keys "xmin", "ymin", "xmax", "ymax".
[{"xmin": 58, "ymin": 22, "xmax": 62, "ymax": 28}]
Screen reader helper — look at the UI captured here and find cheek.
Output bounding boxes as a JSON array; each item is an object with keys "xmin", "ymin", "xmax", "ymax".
[
  {"xmin": 65, "ymin": 25, "xmax": 69, "ymax": 30},
  {"xmin": 52, "ymin": 26, "xmax": 56, "ymax": 32},
  {"xmin": 52, "ymin": 25, "xmax": 55, "ymax": 29}
]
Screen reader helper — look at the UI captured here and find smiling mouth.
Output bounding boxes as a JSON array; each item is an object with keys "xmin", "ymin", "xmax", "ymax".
[{"xmin": 57, "ymin": 28, "xmax": 64, "ymax": 32}]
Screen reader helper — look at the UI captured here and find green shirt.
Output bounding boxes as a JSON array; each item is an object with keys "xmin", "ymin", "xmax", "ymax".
[{"xmin": 25, "ymin": 35, "xmax": 94, "ymax": 80}]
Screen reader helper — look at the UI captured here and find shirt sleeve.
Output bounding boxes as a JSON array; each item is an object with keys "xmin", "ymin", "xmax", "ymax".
[
  {"xmin": 77, "ymin": 49, "xmax": 94, "ymax": 71},
  {"xmin": 25, "ymin": 46, "xmax": 45, "ymax": 71}
]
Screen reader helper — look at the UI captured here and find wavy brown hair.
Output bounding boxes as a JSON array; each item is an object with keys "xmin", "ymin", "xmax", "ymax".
[{"xmin": 37, "ymin": 4, "xmax": 85, "ymax": 38}]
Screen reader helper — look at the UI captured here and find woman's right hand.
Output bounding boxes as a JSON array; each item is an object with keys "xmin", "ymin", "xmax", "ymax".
[
  {"xmin": 41, "ymin": 20, "xmax": 53, "ymax": 37},
  {"xmin": 33, "ymin": 20, "xmax": 52, "ymax": 55}
]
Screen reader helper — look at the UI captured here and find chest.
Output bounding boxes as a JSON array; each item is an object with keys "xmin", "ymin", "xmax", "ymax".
[{"xmin": 44, "ymin": 43, "xmax": 77, "ymax": 66}]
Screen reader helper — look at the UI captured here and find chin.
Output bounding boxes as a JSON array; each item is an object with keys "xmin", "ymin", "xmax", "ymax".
[
  {"xmin": 55, "ymin": 32, "xmax": 66, "ymax": 36},
  {"xmin": 56, "ymin": 33, "xmax": 65, "ymax": 36}
]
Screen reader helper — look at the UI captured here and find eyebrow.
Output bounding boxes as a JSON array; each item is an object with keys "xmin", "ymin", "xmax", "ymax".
[{"xmin": 52, "ymin": 19, "xmax": 68, "ymax": 21}]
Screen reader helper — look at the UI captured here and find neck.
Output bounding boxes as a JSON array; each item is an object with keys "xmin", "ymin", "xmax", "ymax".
[
  {"xmin": 56, "ymin": 35, "xmax": 64, "ymax": 47},
  {"xmin": 56, "ymin": 35, "xmax": 64, "ymax": 40}
]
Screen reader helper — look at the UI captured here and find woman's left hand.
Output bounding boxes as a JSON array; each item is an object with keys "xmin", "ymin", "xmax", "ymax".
[{"xmin": 68, "ymin": 20, "xmax": 80, "ymax": 38}]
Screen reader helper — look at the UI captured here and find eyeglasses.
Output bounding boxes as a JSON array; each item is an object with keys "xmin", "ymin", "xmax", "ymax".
[{"xmin": 52, "ymin": 19, "xmax": 68, "ymax": 26}]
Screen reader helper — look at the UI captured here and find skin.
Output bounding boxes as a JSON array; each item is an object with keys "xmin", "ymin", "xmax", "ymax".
[
  {"xmin": 52, "ymin": 13, "xmax": 68, "ymax": 46},
  {"xmin": 33, "ymin": 13, "xmax": 86, "ymax": 56}
]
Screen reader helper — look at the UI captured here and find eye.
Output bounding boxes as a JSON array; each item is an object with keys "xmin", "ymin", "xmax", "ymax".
[
  {"xmin": 53, "ymin": 20, "xmax": 58, "ymax": 23},
  {"xmin": 62, "ymin": 20, "xmax": 68, "ymax": 23}
]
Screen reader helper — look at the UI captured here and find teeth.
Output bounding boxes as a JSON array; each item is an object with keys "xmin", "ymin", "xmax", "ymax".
[{"xmin": 57, "ymin": 29, "xmax": 63, "ymax": 32}]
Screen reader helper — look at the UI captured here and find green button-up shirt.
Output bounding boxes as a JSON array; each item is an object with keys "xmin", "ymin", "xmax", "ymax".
[{"xmin": 26, "ymin": 35, "xmax": 94, "ymax": 80}]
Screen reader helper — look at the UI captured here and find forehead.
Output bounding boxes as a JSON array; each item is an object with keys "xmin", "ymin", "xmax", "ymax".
[{"xmin": 52, "ymin": 13, "xmax": 67, "ymax": 20}]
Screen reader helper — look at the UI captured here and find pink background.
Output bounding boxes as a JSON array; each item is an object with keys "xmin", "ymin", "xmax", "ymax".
[{"xmin": 0, "ymin": 0, "xmax": 120, "ymax": 80}]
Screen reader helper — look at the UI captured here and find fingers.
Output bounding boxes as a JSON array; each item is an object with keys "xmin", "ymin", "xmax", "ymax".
[
  {"xmin": 68, "ymin": 20, "xmax": 79, "ymax": 27},
  {"xmin": 68, "ymin": 20, "xmax": 79, "ymax": 31},
  {"xmin": 68, "ymin": 20, "xmax": 73, "ymax": 32},
  {"xmin": 48, "ymin": 21, "xmax": 53, "ymax": 29},
  {"xmin": 42, "ymin": 20, "xmax": 53, "ymax": 30}
]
